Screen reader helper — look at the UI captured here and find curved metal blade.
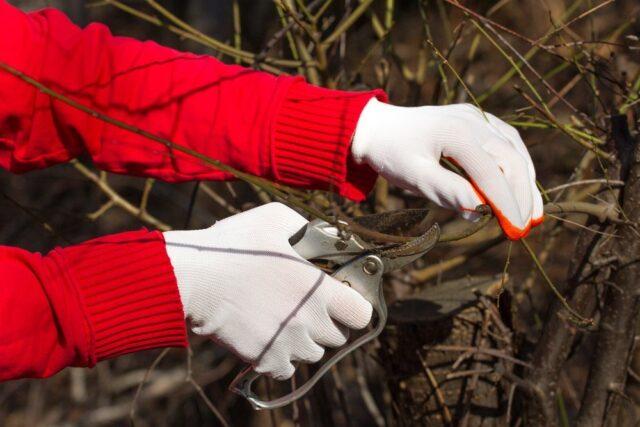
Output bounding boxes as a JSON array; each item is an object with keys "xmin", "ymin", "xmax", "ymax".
[
  {"xmin": 352, "ymin": 208, "xmax": 432, "ymax": 237},
  {"xmin": 381, "ymin": 223, "xmax": 440, "ymax": 272}
]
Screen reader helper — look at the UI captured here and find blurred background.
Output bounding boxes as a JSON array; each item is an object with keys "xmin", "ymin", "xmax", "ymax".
[{"xmin": 1, "ymin": 0, "xmax": 639, "ymax": 425}]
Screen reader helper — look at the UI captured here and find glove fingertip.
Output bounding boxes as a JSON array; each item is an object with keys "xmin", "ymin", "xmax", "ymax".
[
  {"xmin": 500, "ymin": 216, "xmax": 532, "ymax": 240},
  {"xmin": 531, "ymin": 215, "xmax": 544, "ymax": 227},
  {"xmin": 257, "ymin": 361, "xmax": 296, "ymax": 381},
  {"xmin": 482, "ymin": 199, "xmax": 530, "ymax": 240}
]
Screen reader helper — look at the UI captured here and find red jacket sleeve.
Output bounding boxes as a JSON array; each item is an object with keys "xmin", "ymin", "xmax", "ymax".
[
  {"xmin": 0, "ymin": 1, "xmax": 385, "ymax": 200},
  {"xmin": 0, "ymin": 230, "xmax": 186, "ymax": 381},
  {"xmin": 0, "ymin": 2, "xmax": 386, "ymax": 380}
]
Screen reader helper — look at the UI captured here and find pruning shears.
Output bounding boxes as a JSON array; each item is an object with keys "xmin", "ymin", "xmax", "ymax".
[{"xmin": 229, "ymin": 211, "xmax": 440, "ymax": 410}]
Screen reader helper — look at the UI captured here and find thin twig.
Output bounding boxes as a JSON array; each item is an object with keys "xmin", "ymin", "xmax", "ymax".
[
  {"xmin": 73, "ymin": 161, "xmax": 172, "ymax": 231},
  {"xmin": 521, "ymin": 238, "xmax": 594, "ymax": 327},
  {"xmin": 545, "ymin": 179, "xmax": 625, "ymax": 194},
  {"xmin": 129, "ymin": 348, "xmax": 171, "ymax": 423},
  {"xmin": 416, "ymin": 350, "xmax": 453, "ymax": 425},
  {"xmin": 185, "ymin": 347, "xmax": 230, "ymax": 427},
  {"xmin": 430, "ymin": 345, "xmax": 532, "ymax": 368}
]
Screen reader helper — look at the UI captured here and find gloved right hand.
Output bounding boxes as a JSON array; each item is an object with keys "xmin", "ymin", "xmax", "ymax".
[{"xmin": 163, "ymin": 203, "xmax": 372, "ymax": 380}]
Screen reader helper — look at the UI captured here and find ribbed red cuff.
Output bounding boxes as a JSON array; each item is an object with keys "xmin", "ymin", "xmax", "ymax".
[
  {"xmin": 272, "ymin": 81, "xmax": 387, "ymax": 201},
  {"xmin": 54, "ymin": 230, "xmax": 187, "ymax": 364}
]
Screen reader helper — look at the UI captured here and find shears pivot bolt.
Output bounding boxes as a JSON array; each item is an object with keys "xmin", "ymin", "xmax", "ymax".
[{"xmin": 363, "ymin": 258, "xmax": 379, "ymax": 275}]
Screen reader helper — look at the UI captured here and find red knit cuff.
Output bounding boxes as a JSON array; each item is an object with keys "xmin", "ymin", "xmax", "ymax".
[
  {"xmin": 272, "ymin": 81, "xmax": 387, "ymax": 201},
  {"xmin": 54, "ymin": 230, "xmax": 187, "ymax": 364}
]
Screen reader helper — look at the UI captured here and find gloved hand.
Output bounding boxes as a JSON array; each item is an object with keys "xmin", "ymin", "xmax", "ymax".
[
  {"xmin": 352, "ymin": 98, "xmax": 543, "ymax": 239},
  {"xmin": 163, "ymin": 203, "xmax": 372, "ymax": 380}
]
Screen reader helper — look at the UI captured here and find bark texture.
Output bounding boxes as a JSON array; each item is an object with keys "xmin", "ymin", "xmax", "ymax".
[{"xmin": 576, "ymin": 116, "xmax": 640, "ymax": 426}]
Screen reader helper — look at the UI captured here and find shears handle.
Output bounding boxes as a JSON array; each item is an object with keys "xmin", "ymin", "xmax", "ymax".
[{"xmin": 228, "ymin": 253, "xmax": 387, "ymax": 410}]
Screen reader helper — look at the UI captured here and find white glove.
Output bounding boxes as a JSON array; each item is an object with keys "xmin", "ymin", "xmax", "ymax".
[
  {"xmin": 163, "ymin": 203, "xmax": 372, "ymax": 380},
  {"xmin": 352, "ymin": 98, "xmax": 543, "ymax": 239}
]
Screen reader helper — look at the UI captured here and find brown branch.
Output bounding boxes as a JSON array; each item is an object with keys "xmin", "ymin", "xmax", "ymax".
[
  {"xmin": 430, "ymin": 345, "xmax": 532, "ymax": 368},
  {"xmin": 545, "ymin": 178, "xmax": 625, "ymax": 194},
  {"xmin": 321, "ymin": 0, "xmax": 375, "ymax": 46},
  {"xmin": 544, "ymin": 201, "xmax": 624, "ymax": 224},
  {"xmin": 522, "ymin": 214, "xmax": 610, "ymax": 426},
  {"xmin": 516, "ymin": 88, "xmax": 615, "ymax": 161},
  {"xmin": 444, "ymin": 0, "xmax": 623, "ymax": 94},
  {"xmin": 417, "ymin": 350, "xmax": 453, "ymax": 426},
  {"xmin": 73, "ymin": 161, "xmax": 172, "ymax": 231},
  {"xmin": 185, "ymin": 348, "xmax": 230, "ymax": 427},
  {"xmin": 576, "ymin": 118, "xmax": 640, "ymax": 426},
  {"xmin": 129, "ymin": 348, "xmax": 171, "ymax": 422},
  {"xmin": 1, "ymin": 191, "xmax": 69, "ymax": 243},
  {"xmin": 412, "ymin": 236, "xmax": 503, "ymax": 281},
  {"xmin": 521, "ymin": 115, "xmax": 637, "ymax": 426},
  {"xmin": 95, "ymin": 0, "xmax": 303, "ymax": 72},
  {"xmin": 532, "ymin": 0, "xmax": 616, "ymax": 44}
]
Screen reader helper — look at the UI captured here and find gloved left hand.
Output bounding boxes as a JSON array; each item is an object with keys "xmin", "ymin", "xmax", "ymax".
[{"xmin": 352, "ymin": 98, "xmax": 543, "ymax": 239}]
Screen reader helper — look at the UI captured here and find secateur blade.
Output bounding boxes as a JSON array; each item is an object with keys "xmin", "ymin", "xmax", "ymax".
[
  {"xmin": 378, "ymin": 222, "xmax": 440, "ymax": 272},
  {"xmin": 352, "ymin": 208, "xmax": 432, "ymax": 238},
  {"xmin": 289, "ymin": 208, "xmax": 434, "ymax": 262}
]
